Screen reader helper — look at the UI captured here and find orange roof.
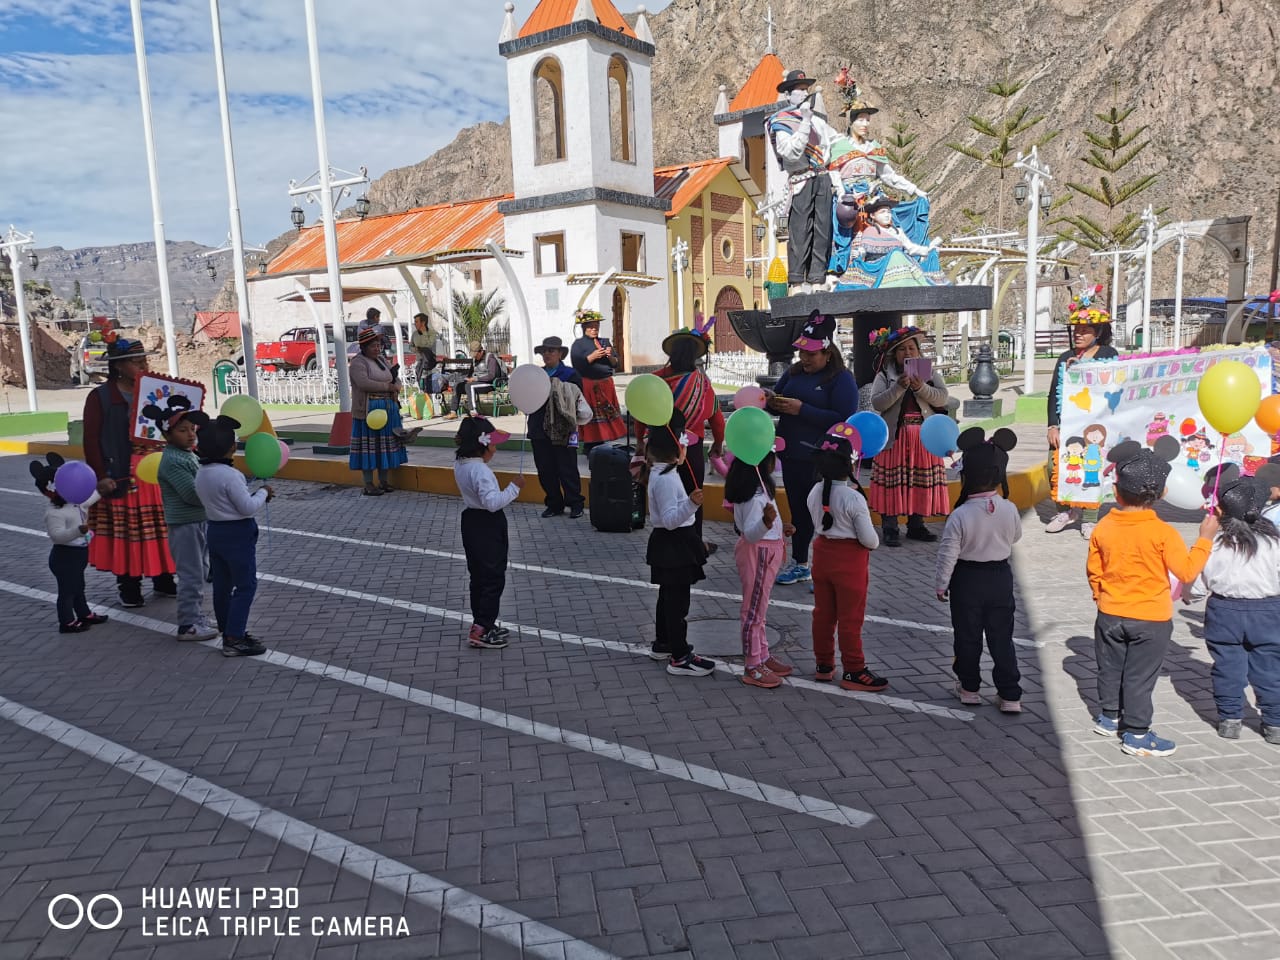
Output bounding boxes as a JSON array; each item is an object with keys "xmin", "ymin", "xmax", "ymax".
[
  {"xmin": 653, "ymin": 158, "xmax": 737, "ymax": 218},
  {"xmin": 728, "ymin": 53, "xmax": 786, "ymax": 113},
  {"xmin": 518, "ymin": 0, "xmax": 636, "ymax": 39},
  {"xmin": 264, "ymin": 195, "xmax": 509, "ymax": 276},
  {"xmin": 193, "ymin": 311, "xmax": 239, "ymax": 339}
]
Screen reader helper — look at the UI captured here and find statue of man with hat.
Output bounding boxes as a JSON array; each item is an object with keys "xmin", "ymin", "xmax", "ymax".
[{"xmin": 767, "ymin": 69, "xmax": 841, "ymax": 293}]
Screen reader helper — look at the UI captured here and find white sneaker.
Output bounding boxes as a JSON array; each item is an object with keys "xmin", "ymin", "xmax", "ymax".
[
  {"xmin": 1080, "ymin": 522, "xmax": 1096, "ymax": 540},
  {"xmin": 1045, "ymin": 509, "xmax": 1080, "ymax": 534}
]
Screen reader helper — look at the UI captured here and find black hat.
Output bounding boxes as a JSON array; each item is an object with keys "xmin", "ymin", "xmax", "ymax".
[
  {"xmin": 864, "ymin": 194, "xmax": 896, "ymax": 215},
  {"xmin": 1254, "ymin": 462, "xmax": 1280, "ymax": 490},
  {"xmin": 1218, "ymin": 477, "xmax": 1268, "ymax": 523},
  {"xmin": 1107, "ymin": 442, "xmax": 1171, "ymax": 499},
  {"xmin": 534, "ymin": 336, "xmax": 567, "ymax": 356},
  {"xmin": 196, "ymin": 415, "xmax": 241, "ymax": 460},
  {"xmin": 104, "ymin": 337, "xmax": 153, "ymax": 362},
  {"xmin": 141, "ymin": 394, "xmax": 199, "ymax": 434},
  {"xmin": 777, "ymin": 69, "xmax": 817, "ymax": 94}
]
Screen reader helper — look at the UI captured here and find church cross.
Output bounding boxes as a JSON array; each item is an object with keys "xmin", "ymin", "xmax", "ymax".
[{"xmin": 763, "ymin": 4, "xmax": 776, "ymax": 54}]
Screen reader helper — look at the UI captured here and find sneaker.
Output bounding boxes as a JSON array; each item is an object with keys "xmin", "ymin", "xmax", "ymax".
[
  {"xmin": 1120, "ymin": 730, "xmax": 1177, "ymax": 757},
  {"xmin": 1217, "ymin": 719, "xmax": 1243, "ymax": 740},
  {"xmin": 882, "ymin": 527, "xmax": 901, "ymax": 548},
  {"xmin": 1080, "ymin": 522, "xmax": 1096, "ymax": 541},
  {"xmin": 1093, "ymin": 714, "xmax": 1119, "ymax": 736},
  {"xmin": 763, "ymin": 657, "xmax": 793, "ymax": 677},
  {"xmin": 1263, "ymin": 725, "xmax": 1280, "ymax": 745},
  {"xmin": 955, "ymin": 681, "xmax": 983, "ymax": 706},
  {"xmin": 469, "ymin": 628, "xmax": 508, "ymax": 650},
  {"xmin": 774, "ymin": 560, "xmax": 797, "ymax": 584},
  {"xmin": 177, "ymin": 622, "xmax": 219, "ymax": 642},
  {"xmin": 647, "ymin": 645, "xmax": 672, "ymax": 662},
  {"xmin": 82, "ymin": 613, "xmax": 109, "ymax": 626},
  {"xmin": 905, "ymin": 525, "xmax": 938, "ymax": 543},
  {"xmin": 152, "ymin": 575, "xmax": 178, "ymax": 598},
  {"xmin": 59, "ymin": 620, "xmax": 90, "ymax": 634},
  {"xmin": 541, "ymin": 507, "xmax": 564, "ymax": 518},
  {"xmin": 998, "ymin": 698, "xmax": 1023, "ymax": 714},
  {"xmin": 840, "ymin": 669, "xmax": 889, "ymax": 692},
  {"xmin": 742, "ymin": 665, "xmax": 782, "ymax": 689},
  {"xmin": 569, "ymin": 505, "xmax": 584, "ymax": 519},
  {"xmin": 221, "ymin": 636, "xmax": 266, "ymax": 657},
  {"xmin": 443, "ymin": 412, "xmax": 459, "ymax": 420},
  {"xmin": 118, "ymin": 589, "xmax": 144, "ymax": 608},
  {"xmin": 776, "ymin": 563, "xmax": 810, "ymax": 585},
  {"xmin": 1045, "ymin": 509, "xmax": 1080, "ymax": 534},
  {"xmin": 814, "ymin": 664, "xmax": 835, "ymax": 682},
  {"xmin": 667, "ymin": 653, "xmax": 715, "ymax": 677}
]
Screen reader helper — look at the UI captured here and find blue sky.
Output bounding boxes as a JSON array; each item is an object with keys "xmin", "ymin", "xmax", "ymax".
[{"xmin": 0, "ymin": 0, "xmax": 672, "ymax": 251}]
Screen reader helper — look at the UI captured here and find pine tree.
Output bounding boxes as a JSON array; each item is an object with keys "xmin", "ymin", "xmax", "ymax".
[
  {"xmin": 883, "ymin": 118, "xmax": 930, "ymax": 190},
  {"xmin": 947, "ymin": 73, "xmax": 1059, "ymax": 231},
  {"xmin": 1055, "ymin": 100, "xmax": 1159, "ymax": 251}
]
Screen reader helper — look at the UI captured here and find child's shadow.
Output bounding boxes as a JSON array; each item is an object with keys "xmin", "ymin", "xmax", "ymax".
[{"xmin": 1063, "ymin": 636, "xmax": 1101, "ymax": 718}]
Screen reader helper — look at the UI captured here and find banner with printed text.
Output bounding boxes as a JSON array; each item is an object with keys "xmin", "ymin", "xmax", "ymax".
[{"xmin": 1056, "ymin": 346, "xmax": 1274, "ymax": 508}]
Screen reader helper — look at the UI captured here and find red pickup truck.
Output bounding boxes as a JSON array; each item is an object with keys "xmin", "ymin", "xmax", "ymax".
[{"xmin": 255, "ymin": 324, "xmax": 373, "ymax": 372}]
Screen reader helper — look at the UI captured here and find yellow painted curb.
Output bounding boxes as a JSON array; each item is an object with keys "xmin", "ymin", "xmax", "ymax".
[{"xmin": 3, "ymin": 439, "xmax": 1052, "ymax": 523}]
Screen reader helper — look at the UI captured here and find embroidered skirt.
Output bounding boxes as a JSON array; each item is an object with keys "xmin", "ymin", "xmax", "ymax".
[
  {"xmin": 88, "ymin": 450, "xmax": 176, "ymax": 578},
  {"xmin": 349, "ymin": 397, "xmax": 409, "ymax": 472},
  {"xmin": 580, "ymin": 377, "xmax": 626, "ymax": 444},
  {"xmin": 868, "ymin": 418, "xmax": 950, "ymax": 519}
]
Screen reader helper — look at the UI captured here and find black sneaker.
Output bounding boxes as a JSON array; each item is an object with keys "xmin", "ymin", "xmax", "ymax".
[
  {"xmin": 59, "ymin": 620, "xmax": 90, "ymax": 634},
  {"xmin": 667, "ymin": 653, "xmax": 716, "ymax": 677},
  {"xmin": 469, "ymin": 628, "xmax": 509, "ymax": 650},
  {"xmin": 118, "ymin": 588, "xmax": 145, "ymax": 608},
  {"xmin": 569, "ymin": 505, "xmax": 584, "ymax": 519},
  {"xmin": 905, "ymin": 526, "xmax": 938, "ymax": 543},
  {"xmin": 648, "ymin": 644, "xmax": 672, "ymax": 661},
  {"xmin": 541, "ymin": 507, "xmax": 564, "ymax": 518},
  {"xmin": 882, "ymin": 527, "xmax": 901, "ymax": 548},
  {"xmin": 82, "ymin": 613, "xmax": 109, "ymax": 626},
  {"xmin": 152, "ymin": 574, "xmax": 178, "ymax": 597},
  {"xmin": 490, "ymin": 626, "xmax": 511, "ymax": 639},
  {"xmin": 221, "ymin": 636, "xmax": 267, "ymax": 657}
]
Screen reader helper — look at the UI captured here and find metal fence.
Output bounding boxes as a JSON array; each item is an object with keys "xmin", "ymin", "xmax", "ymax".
[
  {"xmin": 704, "ymin": 352, "xmax": 768, "ymax": 387},
  {"xmin": 224, "ymin": 371, "xmax": 338, "ymax": 405}
]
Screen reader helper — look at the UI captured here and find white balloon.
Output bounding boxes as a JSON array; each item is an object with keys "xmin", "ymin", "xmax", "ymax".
[
  {"xmin": 507, "ymin": 363, "xmax": 552, "ymax": 415},
  {"xmin": 1162, "ymin": 465, "xmax": 1204, "ymax": 511}
]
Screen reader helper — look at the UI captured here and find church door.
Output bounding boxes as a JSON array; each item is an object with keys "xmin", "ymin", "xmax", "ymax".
[{"xmin": 713, "ymin": 285, "xmax": 746, "ymax": 353}]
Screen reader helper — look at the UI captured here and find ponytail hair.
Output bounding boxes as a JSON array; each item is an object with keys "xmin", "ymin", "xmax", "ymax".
[
  {"xmin": 812, "ymin": 447, "xmax": 854, "ymax": 531},
  {"xmin": 724, "ymin": 452, "xmax": 776, "ymax": 504},
  {"xmin": 1216, "ymin": 477, "xmax": 1280, "ymax": 560}
]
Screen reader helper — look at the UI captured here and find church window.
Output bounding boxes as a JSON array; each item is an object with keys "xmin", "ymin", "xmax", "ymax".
[
  {"xmin": 533, "ymin": 57, "xmax": 566, "ymax": 164},
  {"xmin": 536, "ymin": 233, "xmax": 566, "ymax": 276},
  {"xmin": 621, "ymin": 232, "xmax": 645, "ymax": 272},
  {"xmin": 607, "ymin": 55, "xmax": 634, "ymax": 163}
]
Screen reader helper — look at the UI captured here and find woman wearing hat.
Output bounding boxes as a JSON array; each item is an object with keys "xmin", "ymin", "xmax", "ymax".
[
  {"xmin": 348, "ymin": 327, "xmax": 414, "ymax": 495},
  {"xmin": 570, "ymin": 310, "xmax": 626, "ymax": 450},
  {"xmin": 635, "ymin": 322, "xmax": 725, "ymax": 543},
  {"xmin": 766, "ymin": 312, "xmax": 859, "ymax": 584},
  {"xmin": 833, "ymin": 195, "xmax": 942, "ymax": 287},
  {"xmin": 81, "ymin": 336, "xmax": 177, "ymax": 607},
  {"xmin": 868, "ymin": 326, "xmax": 951, "ymax": 546},
  {"xmin": 1045, "ymin": 289, "xmax": 1119, "ymax": 537}
]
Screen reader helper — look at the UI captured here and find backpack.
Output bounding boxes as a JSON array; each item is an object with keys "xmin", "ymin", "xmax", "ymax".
[{"xmin": 491, "ymin": 352, "xmax": 510, "ymax": 379}]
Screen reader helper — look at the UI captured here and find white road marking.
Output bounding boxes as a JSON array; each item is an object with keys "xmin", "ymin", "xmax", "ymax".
[
  {"xmin": 0, "ymin": 577, "xmax": 879, "ymax": 828},
  {"xmin": 0, "ymin": 522, "xmax": 975, "ymax": 721},
  {"xmin": 0, "ymin": 692, "xmax": 620, "ymax": 960},
  {"xmin": 0, "ymin": 486, "xmax": 1040, "ymax": 648}
]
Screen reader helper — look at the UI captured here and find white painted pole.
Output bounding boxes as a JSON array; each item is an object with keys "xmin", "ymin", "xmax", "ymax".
[
  {"xmin": 302, "ymin": 0, "xmax": 351, "ymax": 412},
  {"xmin": 484, "ymin": 239, "xmax": 533, "ymax": 365},
  {"xmin": 1173, "ymin": 229, "xmax": 1187, "ymax": 349},
  {"xmin": 6, "ymin": 229, "xmax": 38, "ymax": 411},
  {"xmin": 444, "ymin": 267, "xmax": 456, "ymax": 357},
  {"xmin": 673, "ymin": 240, "xmax": 687, "ymax": 329},
  {"xmin": 1110, "ymin": 251, "xmax": 1120, "ymax": 322},
  {"xmin": 129, "ymin": 0, "xmax": 179, "ymax": 376},
  {"xmin": 1022, "ymin": 172, "xmax": 1040, "ymax": 394},
  {"xmin": 1141, "ymin": 206, "xmax": 1156, "ymax": 354},
  {"xmin": 209, "ymin": 0, "xmax": 257, "ymax": 399}
]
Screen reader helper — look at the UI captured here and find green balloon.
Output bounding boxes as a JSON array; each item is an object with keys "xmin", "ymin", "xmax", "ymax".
[
  {"xmin": 244, "ymin": 430, "xmax": 282, "ymax": 479},
  {"xmin": 222, "ymin": 394, "xmax": 264, "ymax": 437},
  {"xmin": 624, "ymin": 373, "xmax": 674, "ymax": 426},
  {"xmin": 724, "ymin": 406, "xmax": 776, "ymax": 465}
]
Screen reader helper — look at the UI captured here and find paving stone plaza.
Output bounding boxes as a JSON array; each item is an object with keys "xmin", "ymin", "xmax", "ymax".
[{"xmin": 0, "ymin": 452, "xmax": 1277, "ymax": 960}]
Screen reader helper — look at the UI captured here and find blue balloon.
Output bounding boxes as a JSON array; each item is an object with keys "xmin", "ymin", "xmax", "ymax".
[
  {"xmin": 919, "ymin": 414, "xmax": 960, "ymax": 459},
  {"xmin": 846, "ymin": 411, "xmax": 889, "ymax": 458}
]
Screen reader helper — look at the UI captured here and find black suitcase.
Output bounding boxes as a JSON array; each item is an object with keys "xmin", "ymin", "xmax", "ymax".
[{"xmin": 589, "ymin": 444, "xmax": 636, "ymax": 532}]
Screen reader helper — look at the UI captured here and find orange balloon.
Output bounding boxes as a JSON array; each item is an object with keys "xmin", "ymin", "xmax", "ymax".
[{"xmin": 1256, "ymin": 394, "xmax": 1280, "ymax": 436}]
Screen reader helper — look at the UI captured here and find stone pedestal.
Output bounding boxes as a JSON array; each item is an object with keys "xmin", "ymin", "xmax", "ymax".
[{"xmin": 962, "ymin": 397, "xmax": 1004, "ymax": 420}]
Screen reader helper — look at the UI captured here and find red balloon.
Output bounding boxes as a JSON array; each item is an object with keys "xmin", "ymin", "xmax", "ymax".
[{"xmin": 1179, "ymin": 418, "xmax": 1198, "ymax": 438}]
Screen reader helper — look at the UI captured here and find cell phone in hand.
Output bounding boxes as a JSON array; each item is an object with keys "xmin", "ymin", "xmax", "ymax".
[{"xmin": 904, "ymin": 357, "xmax": 932, "ymax": 382}]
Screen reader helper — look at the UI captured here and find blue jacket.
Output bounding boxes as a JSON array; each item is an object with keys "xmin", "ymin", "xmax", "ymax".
[{"xmin": 773, "ymin": 367, "xmax": 859, "ymax": 460}]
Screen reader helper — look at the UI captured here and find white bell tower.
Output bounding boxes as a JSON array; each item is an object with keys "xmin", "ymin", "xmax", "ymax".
[{"xmin": 497, "ymin": 0, "xmax": 670, "ymax": 369}]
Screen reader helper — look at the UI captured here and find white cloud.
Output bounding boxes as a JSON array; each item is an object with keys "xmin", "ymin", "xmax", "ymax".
[{"xmin": 0, "ymin": 0, "xmax": 674, "ymax": 249}]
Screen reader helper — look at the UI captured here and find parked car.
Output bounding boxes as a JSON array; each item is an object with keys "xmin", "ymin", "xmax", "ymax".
[
  {"xmin": 255, "ymin": 324, "xmax": 389, "ymax": 372},
  {"xmin": 70, "ymin": 335, "xmax": 109, "ymax": 385}
]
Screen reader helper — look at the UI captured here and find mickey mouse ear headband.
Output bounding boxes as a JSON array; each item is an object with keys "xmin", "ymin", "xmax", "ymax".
[
  {"xmin": 196, "ymin": 414, "xmax": 241, "ymax": 457},
  {"xmin": 28, "ymin": 452, "xmax": 66, "ymax": 490},
  {"xmin": 1106, "ymin": 440, "xmax": 1173, "ymax": 498}
]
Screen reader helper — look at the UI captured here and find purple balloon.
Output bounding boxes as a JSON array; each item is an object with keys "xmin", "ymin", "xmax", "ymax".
[{"xmin": 53, "ymin": 460, "xmax": 97, "ymax": 505}]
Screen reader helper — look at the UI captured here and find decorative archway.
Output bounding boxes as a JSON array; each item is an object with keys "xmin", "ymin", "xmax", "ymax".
[{"xmin": 713, "ymin": 285, "xmax": 746, "ymax": 352}]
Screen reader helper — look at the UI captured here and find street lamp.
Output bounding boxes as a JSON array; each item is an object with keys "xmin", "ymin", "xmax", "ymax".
[
  {"xmin": 1, "ymin": 225, "xmax": 39, "ymax": 410},
  {"xmin": 206, "ymin": 260, "xmax": 217, "ymax": 280},
  {"xmin": 672, "ymin": 237, "xmax": 690, "ymax": 329},
  {"xmin": 355, "ymin": 194, "xmax": 371, "ymax": 219},
  {"xmin": 258, "ymin": 257, "xmax": 268, "ymax": 275},
  {"xmin": 27, "ymin": 251, "xmax": 38, "ymax": 271},
  {"xmin": 754, "ymin": 223, "xmax": 766, "ymax": 244},
  {"xmin": 290, "ymin": 204, "xmax": 306, "ymax": 230},
  {"xmin": 1013, "ymin": 145, "xmax": 1052, "ymax": 393}
]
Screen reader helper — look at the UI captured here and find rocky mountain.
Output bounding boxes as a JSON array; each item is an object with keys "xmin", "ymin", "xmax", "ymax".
[{"xmin": 365, "ymin": 0, "xmax": 1278, "ymax": 294}]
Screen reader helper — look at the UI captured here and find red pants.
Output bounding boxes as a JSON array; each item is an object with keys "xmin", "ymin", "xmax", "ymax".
[{"xmin": 811, "ymin": 537, "xmax": 870, "ymax": 672}]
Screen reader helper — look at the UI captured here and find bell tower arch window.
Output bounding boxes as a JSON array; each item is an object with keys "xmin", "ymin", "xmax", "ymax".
[
  {"xmin": 607, "ymin": 55, "xmax": 633, "ymax": 163},
  {"xmin": 533, "ymin": 57, "xmax": 566, "ymax": 164}
]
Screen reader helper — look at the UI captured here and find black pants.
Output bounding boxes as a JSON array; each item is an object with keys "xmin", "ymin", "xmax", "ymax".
[
  {"xmin": 655, "ymin": 583, "xmax": 692, "ymax": 660},
  {"xmin": 786, "ymin": 174, "xmax": 833, "ymax": 285},
  {"xmin": 461, "ymin": 508, "xmax": 508, "ymax": 630},
  {"xmin": 1094, "ymin": 612, "xmax": 1172, "ymax": 734},
  {"xmin": 49, "ymin": 545, "xmax": 90, "ymax": 625},
  {"xmin": 531, "ymin": 439, "xmax": 584, "ymax": 512},
  {"xmin": 677, "ymin": 441, "xmax": 706, "ymax": 540},
  {"xmin": 949, "ymin": 559, "xmax": 1021, "ymax": 700},
  {"xmin": 881, "ymin": 514, "xmax": 929, "ymax": 534},
  {"xmin": 780, "ymin": 457, "xmax": 815, "ymax": 565},
  {"xmin": 116, "ymin": 571, "xmax": 175, "ymax": 597}
]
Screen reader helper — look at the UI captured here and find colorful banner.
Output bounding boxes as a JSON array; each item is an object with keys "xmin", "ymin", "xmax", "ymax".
[{"xmin": 1056, "ymin": 346, "xmax": 1274, "ymax": 508}]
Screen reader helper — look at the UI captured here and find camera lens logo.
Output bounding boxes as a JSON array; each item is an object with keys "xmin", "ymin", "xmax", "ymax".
[{"xmin": 48, "ymin": 894, "xmax": 123, "ymax": 931}]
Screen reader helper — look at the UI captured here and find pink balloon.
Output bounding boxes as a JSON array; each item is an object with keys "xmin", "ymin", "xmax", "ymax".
[
  {"xmin": 277, "ymin": 439, "xmax": 290, "ymax": 469},
  {"xmin": 733, "ymin": 386, "xmax": 767, "ymax": 410}
]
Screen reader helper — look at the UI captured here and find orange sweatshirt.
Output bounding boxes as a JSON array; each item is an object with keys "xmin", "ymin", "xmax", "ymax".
[{"xmin": 1087, "ymin": 508, "xmax": 1212, "ymax": 622}]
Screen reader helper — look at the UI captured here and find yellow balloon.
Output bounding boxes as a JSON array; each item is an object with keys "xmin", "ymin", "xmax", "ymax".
[
  {"xmin": 366, "ymin": 408, "xmax": 388, "ymax": 430},
  {"xmin": 136, "ymin": 451, "xmax": 163, "ymax": 484},
  {"xmin": 1197, "ymin": 359, "xmax": 1262, "ymax": 435}
]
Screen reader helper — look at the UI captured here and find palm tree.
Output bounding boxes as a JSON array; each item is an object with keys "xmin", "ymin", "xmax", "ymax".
[{"xmin": 432, "ymin": 289, "xmax": 507, "ymax": 352}]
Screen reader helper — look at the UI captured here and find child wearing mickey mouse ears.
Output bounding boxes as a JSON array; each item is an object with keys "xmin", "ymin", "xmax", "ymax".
[{"xmin": 454, "ymin": 416, "xmax": 524, "ymax": 650}]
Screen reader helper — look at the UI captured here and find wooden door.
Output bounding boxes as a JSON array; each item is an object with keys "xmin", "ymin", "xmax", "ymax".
[{"xmin": 713, "ymin": 285, "xmax": 746, "ymax": 352}]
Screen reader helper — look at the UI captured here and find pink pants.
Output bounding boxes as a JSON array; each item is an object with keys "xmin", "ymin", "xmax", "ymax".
[{"xmin": 735, "ymin": 537, "xmax": 785, "ymax": 668}]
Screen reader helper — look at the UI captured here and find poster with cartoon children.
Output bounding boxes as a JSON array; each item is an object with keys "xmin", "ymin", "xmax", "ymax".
[{"xmin": 1057, "ymin": 346, "xmax": 1272, "ymax": 508}]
